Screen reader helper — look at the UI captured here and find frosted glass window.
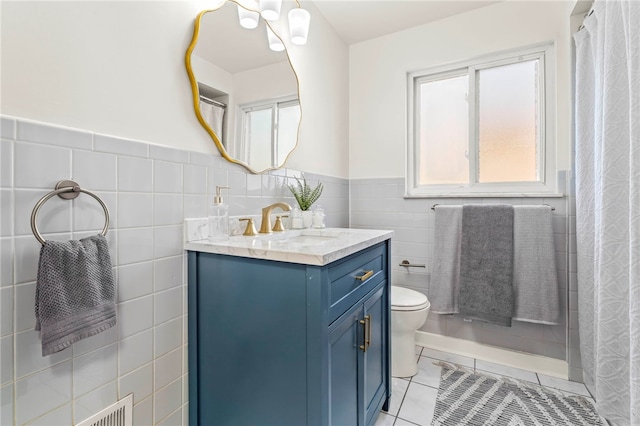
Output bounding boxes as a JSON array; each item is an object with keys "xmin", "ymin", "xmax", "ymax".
[
  {"xmin": 240, "ymin": 97, "xmax": 300, "ymax": 169},
  {"xmin": 478, "ymin": 60, "xmax": 539, "ymax": 183},
  {"xmin": 418, "ymin": 75, "xmax": 469, "ymax": 185},
  {"xmin": 247, "ymin": 108, "xmax": 272, "ymax": 171},
  {"xmin": 276, "ymin": 104, "xmax": 301, "ymax": 165},
  {"xmin": 407, "ymin": 44, "xmax": 554, "ymax": 196}
]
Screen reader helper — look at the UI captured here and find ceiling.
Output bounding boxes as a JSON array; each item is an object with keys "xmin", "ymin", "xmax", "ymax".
[
  {"xmin": 310, "ymin": 0, "xmax": 501, "ymax": 45},
  {"xmin": 190, "ymin": 0, "xmax": 504, "ymax": 74}
]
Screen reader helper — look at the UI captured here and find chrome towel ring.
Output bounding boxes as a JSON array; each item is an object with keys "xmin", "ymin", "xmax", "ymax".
[{"xmin": 31, "ymin": 180, "xmax": 110, "ymax": 245}]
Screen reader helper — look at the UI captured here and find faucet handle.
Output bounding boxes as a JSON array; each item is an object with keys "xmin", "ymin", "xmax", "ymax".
[
  {"xmin": 239, "ymin": 218, "xmax": 257, "ymax": 236},
  {"xmin": 273, "ymin": 215, "xmax": 288, "ymax": 232}
]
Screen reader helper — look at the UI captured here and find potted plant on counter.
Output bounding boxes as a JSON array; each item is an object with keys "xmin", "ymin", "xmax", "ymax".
[{"xmin": 288, "ymin": 176, "xmax": 323, "ymax": 228}]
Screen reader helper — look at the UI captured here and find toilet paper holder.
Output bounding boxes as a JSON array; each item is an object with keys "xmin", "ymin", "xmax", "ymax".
[{"xmin": 399, "ymin": 260, "xmax": 425, "ymax": 268}]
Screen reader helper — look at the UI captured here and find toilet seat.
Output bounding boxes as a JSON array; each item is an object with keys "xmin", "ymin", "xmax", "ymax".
[{"xmin": 391, "ymin": 286, "xmax": 430, "ymax": 311}]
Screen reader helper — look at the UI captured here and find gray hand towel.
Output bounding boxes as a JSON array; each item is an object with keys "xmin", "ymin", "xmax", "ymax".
[
  {"xmin": 429, "ymin": 206, "xmax": 462, "ymax": 314},
  {"xmin": 512, "ymin": 205, "xmax": 560, "ymax": 324},
  {"xmin": 35, "ymin": 234, "xmax": 116, "ymax": 356},
  {"xmin": 459, "ymin": 204, "xmax": 514, "ymax": 327}
]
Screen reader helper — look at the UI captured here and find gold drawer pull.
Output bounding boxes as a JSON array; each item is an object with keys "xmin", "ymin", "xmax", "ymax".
[{"xmin": 356, "ymin": 270, "xmax": 374, "ymax": 281}]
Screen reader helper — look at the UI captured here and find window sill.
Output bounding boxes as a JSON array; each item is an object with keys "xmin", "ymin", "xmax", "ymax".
[{"xmin": 403, "ymin": 192, "xmax": 565, "ymax": 199}]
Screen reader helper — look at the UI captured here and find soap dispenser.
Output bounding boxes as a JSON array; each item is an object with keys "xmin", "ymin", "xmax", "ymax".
[
  {"xmin": 290, "ymin": 205, "xmax": 303, "ymax": 229},
  {"xmin": 208, "ymin": 186, "xmax": 230, "ymax": 242},
  {"xmin": 312, "ymin": 204, "xmax": 325, "ymax": 229}
]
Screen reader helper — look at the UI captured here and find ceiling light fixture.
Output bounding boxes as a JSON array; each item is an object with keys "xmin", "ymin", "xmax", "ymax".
[
  {"xmin": 259, "ymin": 0, "xmax": 282, "ymax": 21},
  {"xmin": 237, "ymin": 6, "xmax": 259, "ymax": 29},
  {"xmin": 236, "ymin": 0, "xmax": 311, "ymax": 51},
  {"xmin": 288, "ymin": 7, "xmax": 310, "ymax": 45},
  {"xmin": 266, "ymin": 26, "xmax": 285, "ymax": 51}
]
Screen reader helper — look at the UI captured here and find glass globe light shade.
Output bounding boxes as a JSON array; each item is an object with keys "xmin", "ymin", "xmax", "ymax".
[
  {"xmin": 237, "ymin": 6, "xmax": 259, "ymax": 29},
  {"xmin": 288, "ymin": 8, "xmax": 310, "ymax": 45},
  {"xmin": 259, "ymin": 0, "xmax": 282, "ymax": 21},
  {"xmin": 266, "ymin": 26, "xmax": 285, "ymax": 51}
]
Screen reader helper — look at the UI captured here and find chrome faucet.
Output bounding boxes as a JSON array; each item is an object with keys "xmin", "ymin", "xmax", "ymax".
[{"xmin": 259, "ymin": 202, "xmax": 291, "ymax": 234}]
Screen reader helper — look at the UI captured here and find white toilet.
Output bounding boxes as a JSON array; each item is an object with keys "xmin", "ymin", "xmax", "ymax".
[{"xmin": 391, "ymin": 286, "xmax": 430, "ymax": 378}]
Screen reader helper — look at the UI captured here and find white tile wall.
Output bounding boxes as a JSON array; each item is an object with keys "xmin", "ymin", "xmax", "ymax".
[
  {"xmin": 153, "ymin": 161, "xmax": 183, "ymax": 194},
  {"xmin": 118, "ymin": 156, "xmax": 153, "ymax": 192},
  {"xmin": 94, "ymin": 134, "xmax": 148, "ymax": 158},
  {"xmin": 1, "ymin": 384, "xmax": 13, "ymax": 425},
  {"xmin": 119, "ymin": 362, "xmax": 153, "ymax": 404},
  {"xmin": 73, "ymin": 381, "xmax": 118, "ymax": 422},
  {"xmin": 72, "ymin": 150, "xmax": 118, "ymax": 191},
  {"xmin": 15, "ymin": 330, "xmax": 71, "ymax": 379},
  {"xmin": 118, "ymin": 296, "xmax": 154, "ymax": 339},
  {"xmin": 154, "ymin": 317, "xmax": 183, "ymax": 357},
  {"xmin": 15, "ymin": 361, "xmax": 72, "ymax": 425},
  {"xmin": 118, "ymin": 261, "xmax": 154, "ymax": 302},
  {"xmin": 17, "ymin": 121, "xmax": 92, "ymax": 150},
  {"xmin": 72, "ymin": 344, "xmax": 118, "ymax": 397},
  {"xmin": 133, "ymin": 396, "xmax": 154, "ymax": 425},
  {"xmin": 154, "ymin": 378, "xmax": 182, "ymax": 422},
  {"xmin": 118, "ymin": 193, "xmax": 154, "ymax": 228},
  {"xmin": 154, "ymin": 348, "xmax": 182, "ymax": 391},
  {"xmin": 119, "ymin": 330, "xmax": 154, "ymax": 376},
  {"xmin": 0, "ymin": 115, "xmax": 349, "ymax": 425},
  {"xmin": 14, "ymin": 142, "xmax": 71, "ymax": 189},
  {"xmin": 25, "ymin": 403, "xmax": 72, "ymax": 426}
]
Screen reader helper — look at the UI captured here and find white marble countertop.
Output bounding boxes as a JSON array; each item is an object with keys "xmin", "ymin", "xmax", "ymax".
[{"xmin": 184, "ymin": 228, "xmax": 393, "ymax": 266}]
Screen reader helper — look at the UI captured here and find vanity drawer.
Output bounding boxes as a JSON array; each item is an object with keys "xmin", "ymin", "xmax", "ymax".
[{"xmin": 328, "ymin": 243, "xmax": 387, "ymax": 323}]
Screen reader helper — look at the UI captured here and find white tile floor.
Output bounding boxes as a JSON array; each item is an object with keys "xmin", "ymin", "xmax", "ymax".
[{"xmin": 374, "ymin": 346, "xmax": 594, "ymax": 426}]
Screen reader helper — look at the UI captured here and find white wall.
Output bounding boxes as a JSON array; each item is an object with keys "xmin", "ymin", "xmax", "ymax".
[
  {"xmin": 0, "ymin": 0, "xmax": 350, "ymax": 179},
  {"xmin": 348, "ymin": 0, "xmax": 575, "ymax": 179}
]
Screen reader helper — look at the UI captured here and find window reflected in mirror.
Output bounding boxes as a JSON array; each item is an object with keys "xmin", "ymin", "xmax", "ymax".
[{"xmin": 239, "ymin": 97, "xmax": 301, "ymax": 171}]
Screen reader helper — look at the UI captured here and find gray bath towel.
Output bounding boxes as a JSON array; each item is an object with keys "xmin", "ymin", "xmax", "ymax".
[
  {"xmin": 35, "ymin": 234, "xmax": 116, "ymax": 356},
  {"xmin": 512, "ymin": 206, "xmax": 560, "ymax": 324},
  {"xmin": 429, "ymin": 206, "xmax": 462, "ymax": 314},
  {"xmin": 459, "ymin": 204, "xmax": 514, "ymax": 327}
]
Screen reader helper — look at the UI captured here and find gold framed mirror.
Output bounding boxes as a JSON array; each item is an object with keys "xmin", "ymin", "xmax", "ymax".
[{"xmin": 185, "ymin": 0, "xmax": 302, "ymax": 174}]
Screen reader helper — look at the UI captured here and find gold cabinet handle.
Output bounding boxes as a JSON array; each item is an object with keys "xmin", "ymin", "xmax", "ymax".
[
  {"xmin": 359, "ymin": 318, "xmax": 368, "ymax": 352},
  {"xmin": 358, "ymin": 315, "xmax": 371, "ymax": 352},
  {"xmin": 356, "ymin": 270, "xmax": 374, "ymax": 282}
]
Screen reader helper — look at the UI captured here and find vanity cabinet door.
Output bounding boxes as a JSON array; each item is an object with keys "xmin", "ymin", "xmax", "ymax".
[
  {"xmin": 328, "ymin": 283, "xmax": 388, "ymax": 426},
  {"xmin": 363, "ymin": 285, "xmax": 387, "ymax": 425},
  {"xmin": 328, "ymin": 305, "xmax": 363, "ymax": 426}
]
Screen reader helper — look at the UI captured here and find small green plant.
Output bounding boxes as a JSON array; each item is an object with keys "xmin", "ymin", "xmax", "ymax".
[{"xmin": 288, "ymin": 176, "xmax": 323, "ymax": 211}]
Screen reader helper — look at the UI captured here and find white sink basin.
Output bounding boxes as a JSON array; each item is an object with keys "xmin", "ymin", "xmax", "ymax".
[
  {"xmin": 271, "ymin": 229, "xmax": 343, "ymax": 247},
  {"xmin": 279, "ymin": 234, "xmax": 337, "ymax": 246}
]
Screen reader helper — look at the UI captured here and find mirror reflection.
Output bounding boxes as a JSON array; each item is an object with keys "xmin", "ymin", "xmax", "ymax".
[{"xmin": 186, "ymin": 1, "xmax": 301, "ymax": 173}]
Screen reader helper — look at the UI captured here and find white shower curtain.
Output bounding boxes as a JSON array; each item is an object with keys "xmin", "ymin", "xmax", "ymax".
[
  {"xmin": 574, "ymin": 1, "xmax": 639, "ymax": 424},
  {"xmin": 199, "ymin": 100, "xmax": 225, "ymax": 143}
]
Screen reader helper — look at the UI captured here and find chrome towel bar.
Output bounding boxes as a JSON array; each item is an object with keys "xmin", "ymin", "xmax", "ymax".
[
  {"xmin": 431, "ymin": 203, "xmax": 555, "ymax": 211},
  {"xmin": 31, "ymin": 180, "xmax": 110, "ymax": 245}
]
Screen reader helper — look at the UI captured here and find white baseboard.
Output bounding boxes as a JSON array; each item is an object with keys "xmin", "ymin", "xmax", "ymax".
[{"xmin": 415, "ymin": 331, "xmax": 568, "ymax": 379}]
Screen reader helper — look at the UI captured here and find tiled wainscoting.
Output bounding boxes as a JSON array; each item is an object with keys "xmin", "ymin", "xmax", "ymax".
[
  {"xmin": 350, "ymin": 176, "xmax": 582, "ymax": 381},
  {"xmin": 0, "ymin": 116, "xmax": 349, "ymax": 425}
]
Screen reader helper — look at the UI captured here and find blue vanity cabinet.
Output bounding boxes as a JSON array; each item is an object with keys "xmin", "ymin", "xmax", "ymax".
[{"xmin": 187, "ymin": 240, "xmax": 391, "ymax": 426}]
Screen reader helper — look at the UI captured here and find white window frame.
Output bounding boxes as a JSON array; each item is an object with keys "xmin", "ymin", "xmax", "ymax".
[
  {"xmin": 406, "ymin": 43, "xmax": 559, "ymax": 198},
  {"xmin": 238, "ymin": 95, "xmax": 299, "ymax": 168}
]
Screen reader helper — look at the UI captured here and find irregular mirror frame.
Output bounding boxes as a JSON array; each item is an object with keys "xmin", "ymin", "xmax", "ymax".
[{"xmin": 185, "ymin": 0, "xmax": 302, "ymax": 174}]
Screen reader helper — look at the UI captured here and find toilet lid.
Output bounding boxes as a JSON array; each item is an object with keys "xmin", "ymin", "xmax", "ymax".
[{"xmin": 391, "ymin": 286, "xmax": 430, "ymax": 311}]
